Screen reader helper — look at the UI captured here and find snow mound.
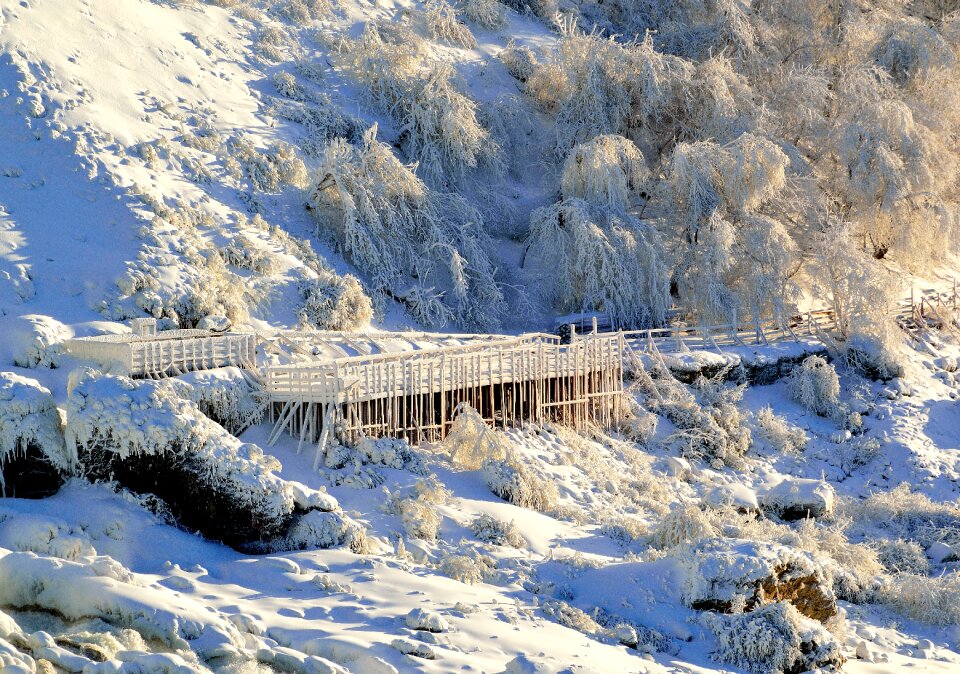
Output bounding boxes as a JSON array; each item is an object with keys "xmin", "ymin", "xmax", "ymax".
[
  {"xmin": 65, "ymin": 370, "xmax": 355, "ymax": 550},
  {"xmin": 1, "ymin": 315, "xmax": 70, "ymax": 369}
]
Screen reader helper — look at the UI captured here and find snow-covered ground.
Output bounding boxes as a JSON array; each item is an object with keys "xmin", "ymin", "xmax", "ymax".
[{"xmin": 2, "ymin": 0, "xmax": 960, "ymax": 673}]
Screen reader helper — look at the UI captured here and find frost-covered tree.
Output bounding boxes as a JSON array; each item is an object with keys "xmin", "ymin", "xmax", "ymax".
[
  {"xmin": 659, "ymin": 134, "xmax": 799, "ymax": 326},
  {"xmin": 307, "ymin": 126, "xmax": 505, "ymax": 329},
  {"xmin": 524, "ymin": 199, "xmax": 670, "ymax": 328},
  {"xmin": 339, "ymin": 24, "xmax": 501, "ymax": 185},
  {"xmin": 560, "ymin": 135, "xmax": 649, "ymax": 212}
]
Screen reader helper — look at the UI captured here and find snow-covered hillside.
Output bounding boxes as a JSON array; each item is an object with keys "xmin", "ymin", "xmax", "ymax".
[{"xmin": 2, "ymin": 0, "xmax": 960, "ymax": 673}]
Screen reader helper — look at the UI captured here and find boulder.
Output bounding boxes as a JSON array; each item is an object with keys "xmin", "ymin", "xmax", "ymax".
[
  {"xmin": 678, "ymin": 538, "xmax": 837, "ymax": 623},
  {"xmin": 762, "ymin": 478, "xmax": 835, "ymax": 521}
]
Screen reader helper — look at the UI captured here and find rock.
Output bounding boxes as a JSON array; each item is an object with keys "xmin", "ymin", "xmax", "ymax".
[
  {"xmin": 855, "ymin": 640, "xmax": 873, "ymax": 661},
  {"xmin": 917, "ymin": 639, "xmax": 935, "ymax": 651},
  {"xmin": 615, "ymin": 624, "xmax": 638, "ymax": 647},
  {"xmin": 405, "ymin": 608, "xmax": 449, "ymax": 633},
  {"xmin": 664, "ymin": 456, "xmax": 691, "ymax": 478},
  {"xmin": 928, "ymin": 541, "xmax": 959, "ymax": 563},
  {"xmin": 197, "ymin": 315, "xmax": 232, "ymax": 332},
  {"xmin": 0, "ymin": 372, "xmax": 69, "ymax": 498},
  {"xmin": 704, "ymin": 483, "xmax": 758, "ymax": 512},
  {"xmin": 678, "ymin": 538, "xmax": 837, "ymax": 623},
  {"xmin": 935, "ymin": 356, "xmax": 958, "ymax": 372},
  {"xmin": 390, "ymin": 638, "xmax": 436, "ymax": 660},
  {"xmin": 762, "ymin": 478, "xmax": 835, "ymax": 521}
]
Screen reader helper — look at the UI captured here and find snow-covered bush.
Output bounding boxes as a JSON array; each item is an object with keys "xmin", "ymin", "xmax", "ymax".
[
  {"xmin": 876, "ymin": 539, "xmax": 929, "ymax": 575},
  {"xmin": 785, "ymin": 356, "xmax": 844, "ymax": 419},
  {"xmin": 649, "ymin": 505, "xmax": 716, "ymax": 550},
  {"xmin": 352, "ymin": 436, "xmax": 425, "ymax": 473},
  {"xmin": 540, "ymin": 600, "xmax": 603, "ymax": 636},
  {"xmin": 297, "ymin": 273, "xmax": 373, "ymax": 331},
  {"xmin": 426, "ymin": 0, "xmax": 477, "ymax": 48},
  {"xmin": 460, "ymin": 0, "xmax": 506, "ymax": 29},
  {"xmin": 524, "ymin": 199, "xmax": 670, "ymax": 329},
  {"xmin": 703, "ymin": 602, "xmax": 843, "ymax": 674},
  {"xmin": 308, "ymin": 127, "xmax": 504, "ymax": 328},
  {"xmin": 339, "ymin": 26, "xmax": 499, "ymax": 183},
  {"xmin": 498, "ymin": 42, "xmax": 538, "ymax": 81},
  {"xmin": 438, "ymin": 551, "xmax": 494, "ymax": 585},
  {"xmin": 880, "ymin": 572, "xmax": 960, "ymax": 626},
  {"xmin": 280, "ymin": 510, "xmax": 368, "ymax": 553},
  {"xmin": 755, "ymin": 406, "xmax": 807, "ymax": 454},
  {"xmin": 275, "ymin": 0, "xmax": 331, "ymax": 23},
  {"xmin": 483, "ymin": 457, "xmax": 557, "ymax": 512},
  {"xmin": 386, "ymin": 494, "xmax": 442, "ymax": 541},
  {"xmin": 471, "ymin": 514, "xmax": 525, "ymax": 548},
  {"xmin": 560, "ymin": 135, "xmax": 648, "ymax": 212},
  {"xmin": 844, "ymin": 483, "xmax": 960, "ymax": 550},
  {"xmin": 643, "ymin": 368, "xmax": 751, "ymax": 468},
  {"xmin": 226, "ymin": 138, "xmax": 309, "ymax": 192},
  {"xmin": 445, "ymin": 404, "xmax": 509, "ymax": 470}
]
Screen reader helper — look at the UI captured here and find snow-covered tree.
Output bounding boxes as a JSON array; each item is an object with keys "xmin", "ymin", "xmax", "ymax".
[
  {"xmin": 525, "ymin": 199, "xmax": 670, "ymax": 328},
  {"xmin": 308, "ymin": 126, "xmax": 505, "ymax": 329}
]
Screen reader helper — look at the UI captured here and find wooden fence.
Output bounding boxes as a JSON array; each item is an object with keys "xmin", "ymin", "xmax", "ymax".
[{"xmin": 65, "ymin": 331, "xmax": 256, "ymax": 378}]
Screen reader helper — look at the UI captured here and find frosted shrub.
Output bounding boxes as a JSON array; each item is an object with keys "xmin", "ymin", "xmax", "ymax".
[
  {"xmin": 785, "ymin": 356, "xmax": 843, "ymax": 420},
  {"xmin": 756, "ymin": 406, "xmax": 807, "ymax": 454},
  {"xmin": 616, "ymin": 397, "xmax": 658, "ymax": 445},
  {"xmin": 876, "ymin": 539, "xmax": 929, "ymax": 575},
  {"xmin": 439, "ymin": 552, "xmax": 494, "ymax": 584},
  {"xmin": 540, "ymin": 600, "xmax": 603, "ymax": 635},
  {"xmin": 388, "ymin": 495, "xmax": 442, "ymax": 541},
  {"xmin": 9, "ymin": 314, "xmax": 68, "ymax": 369},
  {"xmin": 703, "ymin": 602, "xmax": 843, "ymax": 674},
  {"xmin": 812, "ymin": 223, "xmax": 902, "ymax": 379},
  {"xmin": 426, "ymin": 0, "xmax": 477, "ymax": 48},
  {"xmin": 446, "ymin": 404, "xmax": 509, "ymax": 469},
  {"xmin": 525, "ymin": 199, "xmax": 670, "ymax": 329},
  {"xmin": 354, "ymin": 436, "xmax": 425, "ymax": 473},
  {"xmin": 297, "ymin": 273, "xmax": 373, "ymax": 331},
  {"xmin": 339, "ymin": 26, "xmax": 499, "ymax": 183},
  {"xmin": 649, "ymin": 505, "xmax": 716, "ymax": 550},
  {"xmin": 499, "ymin": 42, "xmax": 539, "ymax": 83},
  {"xmin": 220, "ymin": 234, "xmax": 279, "ymax": 274},
  {"xmin": 659, "ymin": 372, "xmax": 752, "ymax": 467},
  {"xmin": 308, "ymin": 128, "xmax": 504, "ymax": 328},
  {"xmin": 845, "ymin": 483, "xmax": 960, "ymax": 550},
  {"xmin": 560, "ymin": 135, "xmax": 648, "ymax": 212},
  {"xmin": 275, "ymin": 0, "xmax": 331, "ymax": 23},
  {"xmin": 471, "ymin": 514, "xmax": 525, "ymax": 548},
  {"xmin": 881, "ymin": 573, "xmax": 960, "ymax": 625},
  {"xmin": 227, "ymin": 138, "xmax": 308, "ymax": 192},
  {"xmin": 483, "ymin": 458, "xmax": 557, "ymax": 512},
  {"xmin": 460, "ymin": 0, "xmax": 506, "ymax": 30}
]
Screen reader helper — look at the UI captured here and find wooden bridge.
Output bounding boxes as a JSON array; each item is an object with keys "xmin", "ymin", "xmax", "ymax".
[{"xmin": 264, "ymin": 332, "xmax": 626, "ymax": 468}]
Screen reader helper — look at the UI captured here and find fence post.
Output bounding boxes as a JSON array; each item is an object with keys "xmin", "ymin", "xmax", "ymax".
[{"xmin": 592, "ymin": 316, "xmax": 598, "ymax": 335}]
